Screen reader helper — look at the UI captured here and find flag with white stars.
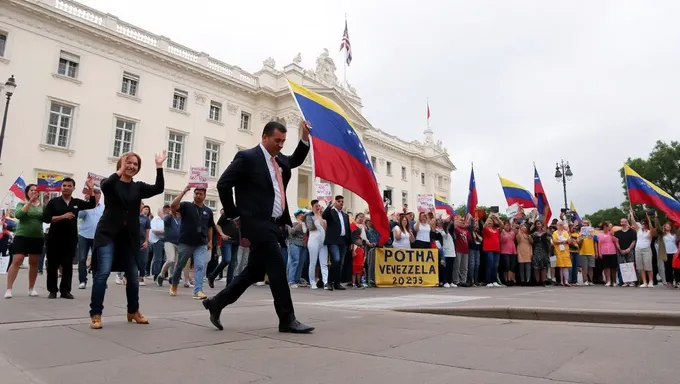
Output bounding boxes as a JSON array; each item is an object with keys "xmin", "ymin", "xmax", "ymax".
[{"xmin": 287, "ymin": 79, "xmax": 389, "ymax": 244}]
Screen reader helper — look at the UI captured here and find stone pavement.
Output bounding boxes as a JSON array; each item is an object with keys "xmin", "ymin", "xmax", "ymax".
[{"xmin": 1, "ymin": 274, "xmax": 680, "ymax": 384}]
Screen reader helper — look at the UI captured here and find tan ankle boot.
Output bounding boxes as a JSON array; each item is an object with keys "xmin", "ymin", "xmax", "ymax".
[
  {"xmin": 126, "ymin": 311, "xmax": 149, "ymax": 324},
  {"xmin": 90, "ymin": 315, "xmax": 102, "ymax": 329}
]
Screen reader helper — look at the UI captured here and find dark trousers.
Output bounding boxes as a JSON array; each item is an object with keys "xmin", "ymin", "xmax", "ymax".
[
  {"xmin": 47, "ymin": 239, "xmax": 77, "ymax": 294},
  {"xmin": 213, "ymin": 222, "xmax": 294, "ymax": 324},
  {"xmin": 328, "ymin": 244, "xmax": 348, "ymax": 287},
  {"xmin": 211, "ymin": 242, "xmax": 239, "ymax": 281},
  {"xmin": 78, "ymin": 236, "xmax": 94, "ymax": 284},
  {"xmin": 443, "ymin": 257, "xmax": 455, "ymax": 284},
  {"xmin": 569, "ymin": 252, "xmax": 579, "ymax": 283}
]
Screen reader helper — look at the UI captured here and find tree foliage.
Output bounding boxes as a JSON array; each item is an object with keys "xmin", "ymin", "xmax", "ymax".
[{"xmin": 583, "ymin": 207, "xmax": 626, "ymax": 227}]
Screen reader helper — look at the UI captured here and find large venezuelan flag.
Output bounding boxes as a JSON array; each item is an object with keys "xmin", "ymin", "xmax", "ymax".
[
  {"xmin": 624, "ymin": 164, "xmax": 680, "ymax": 225},
  {"xmin": 570, "ymin": 201, "xmax": 582, "ymax": 223},
  {"xmin": 434, "ymin": 194, "xmax": 454, "ymax": 215},
  {"xmin": 287, "ymin": 80, "xmax": 389, "ymax": 244},
  {"xmin": 499, "ymin": 176, "xmax": 537, "ymax": 208}
]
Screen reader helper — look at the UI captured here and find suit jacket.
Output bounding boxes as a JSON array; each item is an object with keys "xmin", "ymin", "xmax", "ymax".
[
  {"xmin": 217, "ymin": 141, "xmax": 309, "ymax": 237},
  {"xmin": 322, "ymin": 204, "xmax": 351, "ymax": 246},
  {"xmin": 91, "ymin": 169, "xmax": 165, "ymax": 273}
]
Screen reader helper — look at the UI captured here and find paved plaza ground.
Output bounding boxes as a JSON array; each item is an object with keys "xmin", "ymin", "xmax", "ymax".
[{"xmin": 2, "ymin": 274, "xmax": 680, "ymax": 384}]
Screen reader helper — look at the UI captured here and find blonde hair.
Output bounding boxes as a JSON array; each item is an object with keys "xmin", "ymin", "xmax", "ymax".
[{"xmin": 116, "ymin": 152, "xmax": 142, "ymax": 172}]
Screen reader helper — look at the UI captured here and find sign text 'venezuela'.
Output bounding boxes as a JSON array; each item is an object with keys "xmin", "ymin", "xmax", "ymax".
[{"xmin": 374, "ymin": 248, "xmax": 439, "ymax": 287}]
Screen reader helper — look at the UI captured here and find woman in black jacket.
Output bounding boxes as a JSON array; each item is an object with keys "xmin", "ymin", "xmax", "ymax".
[{"xmin": 89, "ymin": 151, "xmax": 166, "ymax": 329}]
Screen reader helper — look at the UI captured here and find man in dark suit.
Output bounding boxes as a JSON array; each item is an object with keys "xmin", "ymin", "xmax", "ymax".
[
  {"xmin": 203, "ymin": 120, "xmax": 314, "ymax": 334},
  {"xmin": 323, "ymin": 195, "xmax": 352, "ymax": 290}
]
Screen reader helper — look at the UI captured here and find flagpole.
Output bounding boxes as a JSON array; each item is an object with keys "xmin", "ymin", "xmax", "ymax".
[
  {"xmin": 624, "ymin": 164, "xmax": 633, "ymax": 218},
  {"xmin": 285, "ymin": 79, "xmax": 317, "ymax": 203},
  {"xmin": 343, "ymin": 13, "xmax": 348, "ymax": 86}
]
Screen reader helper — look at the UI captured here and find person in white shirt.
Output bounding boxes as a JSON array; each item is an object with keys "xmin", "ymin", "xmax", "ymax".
[
  {"xmin": 413, "ymin": 212, "xmax": 432, "ymax": 248},
  {"xmin": 437, "ymin": 218, "xmax": 456, "ymax": 287},
  {"xmin": 630, "ymin": 211, "xmax": 653, "ymax": 287},
  {"xmin": 149, "ymin": 206, "xmax": 168, "ymax": 281}
]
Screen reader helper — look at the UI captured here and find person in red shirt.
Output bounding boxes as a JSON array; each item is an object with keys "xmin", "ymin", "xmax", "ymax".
[
  {"xmin": 351, "ymin": 237, "xmax": 364, "ymax": 289},
  {"xmin": 482, "ymin": 214, "xmax": 502, "ymax": 287},
  {"xmin": 453, "ymin": 215, "xmax": 471, "ymax": 286}
]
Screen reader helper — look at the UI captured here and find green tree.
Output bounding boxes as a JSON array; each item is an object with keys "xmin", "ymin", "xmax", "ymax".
[{"xmin": 583, "ymin": 207, "xmax": 626, "ymax": 227}]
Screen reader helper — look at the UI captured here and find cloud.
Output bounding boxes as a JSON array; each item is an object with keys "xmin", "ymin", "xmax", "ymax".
[{"xmin": 81, "ymin": 0, "xmax": 680, "ymax": 214}]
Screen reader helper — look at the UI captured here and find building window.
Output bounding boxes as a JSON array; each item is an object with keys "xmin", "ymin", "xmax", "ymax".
[
  {"xmin": 112, "ymin": 118, "xmax": 135, "ymax": 157},
  {"xmin": 172, "ymin": 89, "xmax": 187, "ymax": 111},
  {"xmin": 370, "ymin": 156, "xmax": 377, "ymax": 169},
  {"xmin": 204, "ymin": 141, "xmax": 220, "ymax": 177},
  {"xmin": 421, "ymin": 172, "xmax": 425, "ymax": 185},
  {"xmin": 167, "ymin": 132, "xmax": 185, "ymax": 170},
  {"xmin": 240, "ymin": 112, "xmax": 250, "ymax": 131},
  {"xmin": 205, "ymin": 199, "xmax": 218, "ymax": 212},
  {"xmin": 402, "ymin": 191, "xmax": 408, "ymax": 206},
  {"xmin": 0, "ymin": 33, "xmax": 6, "ymax": 57},
  {"xmin": 57, "ymin": 51, "xmax": 79, "ymax": 78},
  {"xmin": 401, "ymin": 166, "xmax": 407, "ymax": 180},
  {"xmin": 209, "ymin": 101, "xmax": 222, "ymax": 122},
  {"xmin": 120, "ymin": 72, "xmax": 139, "ymax": 97},
  {"xmin": 383, "ymin": 188, "xmax": 393, "ymax": 206},
  {"xmin": 46, "ymin": 102, "xmax": 73, "ymax": 148},
  {"xmin": 164, "ymin": 193, "xmax": 178, "ymax": 205},
  {"xmin": 386, "ymin": 161, "xmax": 392, "ymax": 176}
]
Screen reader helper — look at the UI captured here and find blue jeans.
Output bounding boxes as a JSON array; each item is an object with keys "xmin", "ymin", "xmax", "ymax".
[
  {"xmin": 467, "ymin": 249, "xmax": 481, "ymax": 284},
  {"xmin": 328, "ymin": 244, "xmax": 347, "ymax": 286},
  {"xmin": 297, "ymin": 246, "xmax": 308, "ymax": 283},
  {"xmin": 210, "ymin": 242, "xmax": 237, "ymax": 281},
  {"xmin": 287, "ymin": 244, "xmax": 304, "ymax": 284},
  {"xmin": 138, "ymin": 245, "xmax": 149, "ymax": 278},
  {"xmin": 151, "ymin": 240, "xmax": 165, "ymax": 278},
  {"xmin": 485, "ymin": 251, "xmax": 500, "ymax": 284},
  {"xmin": 78, "ymin": 235, "xmax": 94, "ymax": 284},
  {"xmin": 89, "ymin": 242, "xmax": 139, "ymax": 316},
  {"xmin": 281, "ymin": 246, "xmax": 288, "ymax": 269},
  {"xmin": 569, "ymin": 252, "xmax": 579, "ymax": 283},
  {"xmin": 172, "ymin": 244, "xmax": 208, "ymax": 294}
]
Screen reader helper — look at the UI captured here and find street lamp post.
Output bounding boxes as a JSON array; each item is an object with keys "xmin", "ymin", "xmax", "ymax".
[
  {"xmin": 0, "ymin": 75, "xmax": 17, "ymax": 162},
  {"xmin": 554, "ymin": 159, "xmax": 573, "ymax": 213}
]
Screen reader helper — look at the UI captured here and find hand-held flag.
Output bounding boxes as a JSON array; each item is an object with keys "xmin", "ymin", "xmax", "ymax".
[
  {"xmin": 499, "ymin": 176, "xmax": 537, "ymax": 209},
  {"xmin": 533, "ymin": 166, "xmax": 552, "ymax": 222},
  {"xmin": 624, "ymin": 164, "xmax": 680, "ymax": 225},
  {"xmin": 287, "ymin": 80, "xmax": 389, "ymax": 244}
]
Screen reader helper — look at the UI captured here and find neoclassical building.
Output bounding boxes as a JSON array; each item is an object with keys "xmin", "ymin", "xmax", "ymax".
[{"xmin": 0, "ymin": 0, "xmax": 455, "ymax": 215}]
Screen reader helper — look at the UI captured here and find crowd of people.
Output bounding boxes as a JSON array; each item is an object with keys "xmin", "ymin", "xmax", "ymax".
[{"xmin": 3, "ymin": 122, "xmax": 680, "ymax": 333}]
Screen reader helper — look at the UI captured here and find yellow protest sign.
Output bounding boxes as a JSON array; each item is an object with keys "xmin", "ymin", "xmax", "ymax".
[{"xmin": 375, "ymin": 248, "xmax": 439, "ymax": 287}]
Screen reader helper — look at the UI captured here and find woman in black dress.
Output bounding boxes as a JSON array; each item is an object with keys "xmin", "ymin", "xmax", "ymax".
[{"xmin": 89, "ymin": 151, "xmax": 166, "ymax": 329}]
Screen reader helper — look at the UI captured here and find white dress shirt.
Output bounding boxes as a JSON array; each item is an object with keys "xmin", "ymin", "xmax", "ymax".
[
  {"xmin": 259, "ymin": 140, "xmax": 309, "ymax": 218},
  {"xmin": 334, "ymin": 207, "xmax": 346, "ymax": 236}
]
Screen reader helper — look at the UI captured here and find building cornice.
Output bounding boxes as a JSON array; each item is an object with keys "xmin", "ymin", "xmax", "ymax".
[{"xmin": 10, "ymin": 0, "xmax": 261, "ymax": 95}]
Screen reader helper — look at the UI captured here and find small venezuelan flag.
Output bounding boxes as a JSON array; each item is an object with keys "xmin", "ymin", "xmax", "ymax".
[
  {"xmin": 499, "ymin": 176, "xmax": 537, "ymax": 209},
  {"xmin": 434, "ymin": 194, "xmax": 454, "ymax": 216},
  {"xmin": 36, "ymin": 172, "xmax": 65, "ymax": 192},
  {"xmin": 624, "ymin": 164, "xmax": 680, "ymax": 225}
]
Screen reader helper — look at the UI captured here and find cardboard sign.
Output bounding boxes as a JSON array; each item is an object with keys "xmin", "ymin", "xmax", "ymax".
[
  {"xmin": 315, "ymin": 183, "xmax": 332, "ymax": 202},
  {"xmin": 82, "ymin": 172, "xmax": 105, "ymax": 194},
  {"xmin": 374, "ymin": 248, "xmax": 439, "ymax": 287},
  {"xmin": 417, "ymin": 194, "xmax": 435, "ymax": 213},
  {"xmin": 189, "ymin": 167, "xmax": 209, "ymax": 189}
]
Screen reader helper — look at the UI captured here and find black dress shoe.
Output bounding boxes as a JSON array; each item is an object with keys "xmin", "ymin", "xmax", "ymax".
[
  {"xmin": 279, "ymin": 319, "xmax": 314, "ymax": 334},
  {"xmin": 334, "ymin": 284, "xmax": 346, "ymax": 291},
  {"xmin": 207, "ymin": 275, "xmax": 215, "ymax": 289},
  {"xmin": 202, "ymin": 299, "xmax": 223, "ymax": 331},
  {"xmin": 48, "ymin": 292, "xmax": 57, "ymax": 299},
  {"xmin": 60, "ymin": 293, "xmax": 74, "ymax": 299}
]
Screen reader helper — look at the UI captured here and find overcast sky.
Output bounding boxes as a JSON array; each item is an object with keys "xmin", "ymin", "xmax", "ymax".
[{"xmin": 80, "ymin": 0, "xmax": 680, "ymax": 215}]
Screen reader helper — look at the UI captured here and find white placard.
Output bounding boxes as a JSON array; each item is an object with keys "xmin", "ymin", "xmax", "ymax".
[
  {"xmin": 619, "ymin": 262, "xmax": 637, "ymax": 283},
  {"xmin": 417, "ymin": 194, "xmax": 435, "ymax": 212},
  {"xmin": 506, "ymin": 203, "xmax": 520, "ymax": 218},
  {"xmin": 82, "ymin": 172, "xmax": 105, "ymax": 194},
  {"xmin": 315, "ymin": 183, "xmax": 332, "ymax": 202},
  {"xmin": 188, "ymin": 166, "xmax": 209, "ymax": 189}
]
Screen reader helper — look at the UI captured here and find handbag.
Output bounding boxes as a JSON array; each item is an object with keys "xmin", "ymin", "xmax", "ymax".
[{"xmin": 672, "ymin": 251, "xmax": 680, "ymax": 270}]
